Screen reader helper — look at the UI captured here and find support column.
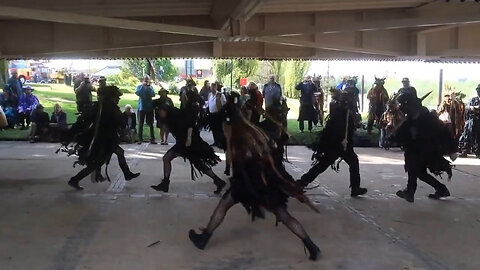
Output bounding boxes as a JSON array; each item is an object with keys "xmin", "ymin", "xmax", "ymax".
[
  {"xmin": 438, "ymin": 69, "xmax": 443, "ymax": 106},
  {"xmin": 449, "ymin": 27, "xmax": 459, "ymax": 50},
  {"xmin": 417, "ymin": 32, "xmax": 427, "ymax": 57},
  {"xmin": 361, "ymin": 75, "xmax": 365, "ymax": 112},
  {"xmin": 213, "ymin": 40, "xmax": 223, "ymax": 58}
]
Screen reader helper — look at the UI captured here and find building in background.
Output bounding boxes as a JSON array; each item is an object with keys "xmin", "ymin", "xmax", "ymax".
[
  {"xmin": 173, "ymin": 59, "xmax": 213, "ymax": 81},
  {"xmin": 91, "ymin": 65, "xmax": 122, "ymax": 80}
]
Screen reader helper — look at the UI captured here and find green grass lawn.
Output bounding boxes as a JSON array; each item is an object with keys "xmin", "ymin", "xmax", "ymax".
[
  {"xmin": 0, "ymin": 83, "xmax": 180, "ymax": 141},
  {"xmin": 0, "ymin": 84, "xmax": 379, "ymax": 146}
]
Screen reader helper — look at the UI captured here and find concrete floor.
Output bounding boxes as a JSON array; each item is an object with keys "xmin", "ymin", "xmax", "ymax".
[{"xmin": 0, "ymin": 138, "xmax": 480, "ymax": 270}]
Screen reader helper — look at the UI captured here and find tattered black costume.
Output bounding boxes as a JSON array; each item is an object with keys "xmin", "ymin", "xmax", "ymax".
[
  {"xmin": 298, "ymin": 89, "xmax": 367, "ymax": 197},
  {"xmin": 189, "ymin": 100, "xmax": 321, "ymax": 261},
  {"xmin": 459, "ymin": 92, "xmax": 480, "ymax": 157},
  {"xmin": 391, "ymin": 92, "xmax": 455, "ymax": 203},
  {"xmin": 150, "ymin": 104, "xmax": 226, "ymax": 194},
  {"xmin": 60, "ymin": 86, "xmax": 140, "ymax": 190}
]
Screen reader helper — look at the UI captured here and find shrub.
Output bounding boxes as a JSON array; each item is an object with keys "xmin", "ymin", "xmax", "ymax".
[
  {"xmin": 106, "ymin": 70, "xmax": 140, "ymax": 93},
  {"xmin": 168, "ymin": 83, "xmax": 179, "ymax": 95}
]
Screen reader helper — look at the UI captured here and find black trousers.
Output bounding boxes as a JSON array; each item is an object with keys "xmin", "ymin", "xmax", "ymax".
[
  {"xmin": 76, "ymin": 102, "xmax": 91, "ymax": 114},
  {"xmin": 299, "ymin": 120, "xmax": 313, "ymax": 132},
  {"xmin": 461, "ymin": 118, "xmax": 480, "ymax": 155},
  {"xmin": 300, "ymin": 147, "xmax": 361, "ymax": 189},
  {"xmin": 138, "ymin": 110, "xmax": 155, "ymax": 141},
  {"xmin": 405, "ymin": 152, "xmax": 447, "ymax": 194},
  {"xmin": 71, "ymin": 146, "xmax": 132, "ymax": 183},
  {"xmin": 18, "ymin": 111, "xmax": 31, "ymax": 127},
  {"xmin": 210, "ymin": 112, "xmax": 224, "ymax": 147}
]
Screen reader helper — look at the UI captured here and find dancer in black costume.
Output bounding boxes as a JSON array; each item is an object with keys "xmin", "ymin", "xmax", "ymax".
[
  {"xmin": 189, "ymin": 99, "xmax": 321, "ymax": 261},
  {"xmin": 459, "ymin": 84, "xmax": 480, "ymax": 158},
  {"xmin": 390, "ymin": 92, "xmax": 456, "ymax": 203},
  {"xmin": 297, "ymin": 88, "xmax": 368, "ymax": 197},
  {"xmin": 61, "ymin": 86, "xmax": 140, "ymax": 190},
  {"xmin": 150, "ymin": 103, "xmax": 226, "ymax": 194}
]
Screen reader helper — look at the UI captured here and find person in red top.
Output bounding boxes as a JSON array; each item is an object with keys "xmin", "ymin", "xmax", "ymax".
[
  {"xmin": 243, "ymin": 82, "xmax": 263, "ymax": 124},
  {"xmin": 255, "ymin": 87, "xmax": 263, "ymax": 110}
]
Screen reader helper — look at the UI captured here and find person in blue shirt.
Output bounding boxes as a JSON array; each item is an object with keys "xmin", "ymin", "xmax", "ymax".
[
  {"xmin": 295, "ymin": 76, "xmax": 316, "ymax": 132},
  {"xmin": 17, "ymin": 85, "xmax": 39, "ymax": 129},
  {"xmin": 336, "ymin": 77, "xmax": 347, "ymax": 90},
  {"xmin": 135, "ymin": 75, "xmax": 156, "ymax": 144}
]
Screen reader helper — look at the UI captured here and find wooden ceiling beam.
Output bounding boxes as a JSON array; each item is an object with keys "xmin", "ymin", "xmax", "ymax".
[{"xmin": 0, "ymin": 6, "xmax": 228, "ymax": 38}]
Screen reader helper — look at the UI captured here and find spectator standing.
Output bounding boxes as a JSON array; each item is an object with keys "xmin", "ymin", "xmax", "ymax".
[
  {"xmin": 313, "ymin": 76, "xmax": 325, "ymax": 126},
  {"xmin": 295, "ymin": 76, "xmax": 316, "ymax": 132},
  {"xmin": 29, "ymin": 104, "xmax": 50, "ymax": 143},
  {"xmin": 17, "ymin": 86, "xmax": 39, "ymax": 129},
  {"xmin": 239, "ymin": 86, "xmax": 248, "ymax": 107},
  {"xmin": 343, "ymin": 78, "xmax": 361, "ymax": 111},
  {"xmin": 459, "ymin": 84, "xmax": 480, "ymax": 158},
  {"xmin": 208, "ymin": 82, "xmax": 226, "ymax": 147},
  {"xmin": 180, "ymin": 79, "xmax": 199, "ymax": 109},
  {"xmin": 121, "ymin": 104, "xmax": 137, "ymax": 143},
  {"xmin": 73, "ymin": 72, "xmax": 86, "ymax": 90},
  {"xmin": 263, "ymin": 75, "xmax": 282, "ymax": 110},
  {"xmin": 6, "ymin": 70, "xmax": 23, "ymax": 107},
  {"xmin": 75, "ymin": 77, "xmax": 94, "ymax": 113},
  {"xmin": 98, "ymin": 76, "xmax": 107, "ymax": 88},
  {"xmin": 199, "ymin": 80, "xmax": 211, "ymax": 102},
  {"xmin": 136, "ymin": 75, "xmax": 156, "ymax": 144},
  {"xmin": 154, "ymin": 88, "xmax": 173, "ymax": 145},
  {"xmin": 336, "ymin": 77, "xmax": 347, "ymax": 90},
  {"xmin": 244, "ymin": 82, "xmax": 263, "ymax": 125},
  {"xmin": 398, "ymin": 77, "xmax": 418, "ymax": 98}
]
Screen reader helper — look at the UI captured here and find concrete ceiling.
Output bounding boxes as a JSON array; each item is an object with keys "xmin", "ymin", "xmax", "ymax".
[{"xmin": 0, "ymin": 0, "xmax": 480, "ymax": 60}]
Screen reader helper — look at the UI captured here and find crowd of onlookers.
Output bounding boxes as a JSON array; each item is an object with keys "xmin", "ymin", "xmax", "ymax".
[
  {"xmin": 2, "ymin": 67, "xmax": 479, "ymax": 159},
  {"xmin": 0, "ymin": 70, "xmax": 68, "ymax": 142},
  {"xmin": 0, "ymin": 71, "xmax": 315, "ymax": 145}
]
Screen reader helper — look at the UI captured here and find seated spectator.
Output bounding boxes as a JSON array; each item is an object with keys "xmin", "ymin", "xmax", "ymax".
[
  {"xmin": 121, "ymin": 104, "xmax": 137, "ymax": 143},
  {"xmin": 50, "ymin": 103, "xmax": 68, "ymax": 128},
  {"xmin": 0, "ymin": 88, "xmax": 5, "ymax": 107},
  {"xmin": 49, "ymin": 103, "xmax": 68, "ymax": 141},
  {"xmin": 0, "ymin": 105, "xmax": 6, "ymax": 129},
  {"xmin": 29, "ymin": 104, "xmax": 50, "ymax": 143},
  {"xmin": 0, "ymin": 89, "xmax": 17, "ymax": 128},
  {"xmin": 18, "ymin": 85, "xmax": 39, "ymax": 129}
]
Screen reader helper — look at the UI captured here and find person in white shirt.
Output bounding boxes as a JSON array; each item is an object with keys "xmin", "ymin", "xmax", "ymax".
[{"xmin": 208, "ymin": 82, "xmax": 226, "ymax": 147}]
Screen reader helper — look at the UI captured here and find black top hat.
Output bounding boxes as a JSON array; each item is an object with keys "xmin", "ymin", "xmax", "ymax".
[{"xmin": 98, "ymin": 85, "xmax": 123, "ymax": 98}]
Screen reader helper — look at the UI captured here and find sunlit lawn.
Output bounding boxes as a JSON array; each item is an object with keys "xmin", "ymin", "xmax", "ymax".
[
  {"xmin": 0, "ymin": 83, "xmax": 181, "ymax": 141},
  {"xmin": 0, "ymin": 84, "xmax": 378, "ymax": 146}
]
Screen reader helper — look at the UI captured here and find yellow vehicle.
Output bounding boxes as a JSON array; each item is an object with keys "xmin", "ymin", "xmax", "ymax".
[
  {"xmin": 49, "ymin": 68, "xmax": 66, "ymax": 84},
  {"xmin": 8, "ymin": 60, "xmax": 32, "ymax": 83},
  {"xmin": 9, "ymin": 60, "xmax": 66, "ymax": 84}
]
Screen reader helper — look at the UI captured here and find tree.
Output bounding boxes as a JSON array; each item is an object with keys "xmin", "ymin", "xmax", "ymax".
[
  {"xmin": 268, "ymin": 60, "xmax": 310, "ymax": 98},
  {"xmin": 0, "ymin": 59, "xmax": 7, "ymax": 86},
  {"xmin": 268, "ymin": 61, "xmax": 284, "ymax": 84},
  {"xmin": 213, "ymin": 59, "xmax": 259, "ymax": 88},
  {"xmin": 213, "ymin": 60, "xmax": 233, "ymax": 84},
  {"xmin": 123, "ymin": 58, "xmax": 178, "ymax": 82}
]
